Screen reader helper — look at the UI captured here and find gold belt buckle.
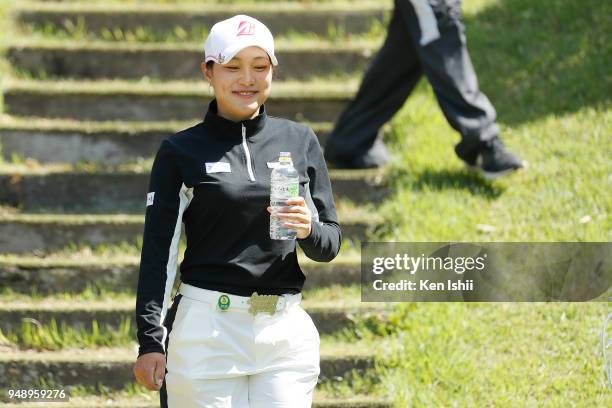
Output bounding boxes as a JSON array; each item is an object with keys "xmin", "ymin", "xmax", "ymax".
[{"xmin": 247, "ymin": 292, "xmax": 280, "ymax": 315}]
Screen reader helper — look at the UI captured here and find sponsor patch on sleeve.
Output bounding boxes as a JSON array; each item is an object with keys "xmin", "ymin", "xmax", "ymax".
[{"xmin": 146, "ymin": 192, "xmax": 155, "ymax": 207}]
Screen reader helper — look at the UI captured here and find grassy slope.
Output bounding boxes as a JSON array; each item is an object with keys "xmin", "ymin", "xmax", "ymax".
[
  {"xmin": 0, "ymin": 0, "xmax": 12, "ymax": 112},
  {"xmin": 375, "ymin": 1, "xmax": 611, "ymax": 405},
  {"xmin": 384, "ymin": 302, "xmax": 612, "ymax": 407},
  {"xmin": 377, "ymin": 0, "xmax": 610, "ymax": 242}
]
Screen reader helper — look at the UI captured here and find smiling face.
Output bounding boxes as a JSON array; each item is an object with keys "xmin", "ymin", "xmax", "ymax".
[{"xmin": 202, "ymin": 46, "xmax": 273, "ymax": 122}]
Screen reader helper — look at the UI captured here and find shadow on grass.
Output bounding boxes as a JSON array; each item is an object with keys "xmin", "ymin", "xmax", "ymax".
[
  {"xmin": 408, "ymin": 168, "xmax": 504, "ymax": 199},
  {"xmin": 466, "ymin": 0, "xmax": 610, "ymax": 126}
]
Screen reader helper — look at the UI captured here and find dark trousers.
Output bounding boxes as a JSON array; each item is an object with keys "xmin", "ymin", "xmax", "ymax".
[{"xmin": 326, "ymin": 0, "xmax": 499, "ymax": 163}]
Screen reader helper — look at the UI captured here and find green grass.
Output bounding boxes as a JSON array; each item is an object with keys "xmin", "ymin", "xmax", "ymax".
[
  {"xmin": 373, "ymin": 0, "xmax": 611, "ymax": 242},
  {"xmin": 0, "ymin": 285, "xmax": 139, "ymax": 303},
  {"xmin": 0, "ymin": 0, "xmax": 13, "ymax": 113},
  {"xmin": 0, "ymin": 282, "xmax": 362, "ymax": 304},
  {"xmin": 66, "ymin": 383, "xmax": 157, "ymax": 402},
  {"xmin": 376, "ymin": 92, "xmax": 610, "ymax": 241},
  {"xmin": 0, "ymin": 156, "xmax": 155, "ymax": 172},
  {"xmin": 0, "ymin": 316, "xmax": 377, "ymax": 352},
  {"xmin": 0, "ymin": 283, "xmax": 387, "ymax": 352},
  {"xmin": 19, "ymin": 0, "xmax": 389, "ymax": 5},
  {"xmin": 8, "ymin": 303, "xmax": 609, "ymax": 406},
  {"xmin": 10, "ymin": 0, "xmax": 391, "ymax": 46},
  {"xmin": 16, "ymin": 17, "xmax": 388, "ymax": 45},
  {"xmin": 0, "ymin": 113, "xmax": 195, "ymax": 130},
  {"xmin": 0, "ymin": 311, "xmax": 384, "ymax": 355},
  {"xmin": 381, "ymin": 302, "xmax": 612, "ymax": 407},
  {"xmin": 466, "ymin": 0, "xmax": 611, "ymax": 126},
  {"xmin": 0, "ymin": 234, "xmax": 363, "ymax": 263},
  {"xmin": 3, "ymin": 382, "xmax": 386, "ymax": 406},
  {"xmin": 2, "ymin": 75, "xmax": 361, "ymax": 99},
  {"xmin": 0, "ymin": 318, "xmax": 135, "ymax": 350}
]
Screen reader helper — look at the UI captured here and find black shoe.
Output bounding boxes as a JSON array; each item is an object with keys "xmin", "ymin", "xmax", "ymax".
[
  {"xmin": 460, "ymin": 137, "xmax": 526, "ymax": 180},
  {"xmin": 325, "ymin": 137, "xmax": 390, "ymax": 169}
]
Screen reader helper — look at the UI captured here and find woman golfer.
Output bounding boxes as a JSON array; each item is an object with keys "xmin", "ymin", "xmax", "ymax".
[{"xmin": 133, "ymin": 14, "xmax": 342, "ymax": 407}]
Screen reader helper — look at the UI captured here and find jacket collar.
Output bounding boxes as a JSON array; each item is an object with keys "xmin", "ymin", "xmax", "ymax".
[{"xmin": 204, "ymin": 99, "xmax": 267, "ymax": 141}]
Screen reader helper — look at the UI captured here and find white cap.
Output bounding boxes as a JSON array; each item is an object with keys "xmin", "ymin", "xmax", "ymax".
[{"xmin": 204, "ymin": 15, "xmax": 278, "ymax": 66}]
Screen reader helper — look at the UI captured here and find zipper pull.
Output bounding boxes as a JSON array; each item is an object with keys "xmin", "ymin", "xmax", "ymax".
[{"xmin": 242, "ymin": 123, "xmax": 256, "ymax": 182}]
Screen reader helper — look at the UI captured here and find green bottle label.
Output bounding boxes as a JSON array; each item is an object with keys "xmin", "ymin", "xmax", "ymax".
[{"xmin": 271, "ymin": 183, "xmax": 299, "ymax": 197}]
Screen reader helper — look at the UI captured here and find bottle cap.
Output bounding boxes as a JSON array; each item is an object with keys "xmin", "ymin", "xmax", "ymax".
[{"xmin": 279, "ymin": 152, "xmax": 292, "ymax": 163}]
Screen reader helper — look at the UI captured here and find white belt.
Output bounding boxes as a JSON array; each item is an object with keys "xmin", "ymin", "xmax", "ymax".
[{"xmin": 178, "ymin": 282, "xmax": 302, "ymax": 315}]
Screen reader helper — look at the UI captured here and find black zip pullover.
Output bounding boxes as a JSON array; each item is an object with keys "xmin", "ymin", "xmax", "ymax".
[{"xmin": 135, "ymin": 100, "xmax": 342, "ymax": 356}]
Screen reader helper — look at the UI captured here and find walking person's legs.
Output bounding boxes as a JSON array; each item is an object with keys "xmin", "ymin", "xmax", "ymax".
[
  {"xmin": 398, "ymin": 0, "xmax": 524, "ymax": 178},
  {"xmin": 324, "ymin": 0, "xmax": 423, "ymax": 169}
]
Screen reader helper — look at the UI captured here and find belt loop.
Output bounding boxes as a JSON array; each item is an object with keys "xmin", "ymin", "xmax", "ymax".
[{"xmin": 277, "ymin": 296, "xmax": 287, "ymax": 312}]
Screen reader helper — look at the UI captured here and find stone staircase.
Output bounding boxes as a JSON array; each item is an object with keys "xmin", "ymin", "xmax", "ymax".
[{"xmin": 0, "ymin": 1, "xmax": 395, "ymax": 406}]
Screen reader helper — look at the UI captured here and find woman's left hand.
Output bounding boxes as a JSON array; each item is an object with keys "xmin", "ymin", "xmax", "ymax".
[{"xmin": 267, "ymin": 196, "xmax": 312, "ymax": 239}]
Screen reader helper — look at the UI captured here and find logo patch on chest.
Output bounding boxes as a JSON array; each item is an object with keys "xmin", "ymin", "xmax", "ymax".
[
  {"xmin": 267, "ymin": 161, "xmax": 282, "ymax": 169},
  {"xmin": 205, "ymin": 162, "xmax": 232, "ymax": 173}
]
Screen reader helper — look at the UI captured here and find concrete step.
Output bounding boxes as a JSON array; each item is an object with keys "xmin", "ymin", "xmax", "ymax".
[
  {"xmin": 0, "ymin": 395, "xmax": 393, "ymax": 408},
  {"xmin": 0, "ymin": 342, "xmax": 382, "ymax": 389},
  {"xmin": 0, "ymin": 298, "xmax": 390, "ymax": 336},
  {"xmin": 8, "ymin": 40, "xmax": 378, "ymax": 81},
  {"xmin": 0, "ymin": 116, "xmax": 333, "ymax": 164},
  {"xmin": 0, "ymin": 166, "xmax": 387, "ymax": 210},
  {"xmin": 16, "ymin": 2, "xmax": 390, "ymax": 39},
  {"xmin": 0, "ymin": 210, "xmax": 380, "ymax": 253},
  {"xmin": 3, "ymin": 79, "xmax": 357, "ymax": 122},
  {"xmin": 0, "ymin": 254, "xmax": 363, "ymax": 293}
]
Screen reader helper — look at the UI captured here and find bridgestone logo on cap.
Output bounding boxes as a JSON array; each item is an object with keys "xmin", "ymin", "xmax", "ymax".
[{"xmin": 237, "ymin": 21, "xmax": 256, "ymax": 36}]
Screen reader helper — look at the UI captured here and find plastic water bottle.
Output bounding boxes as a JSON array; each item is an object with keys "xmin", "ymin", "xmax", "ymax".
[{"xmin": 270, "ymin": 152, "xmax": 299, "ymax": 240}]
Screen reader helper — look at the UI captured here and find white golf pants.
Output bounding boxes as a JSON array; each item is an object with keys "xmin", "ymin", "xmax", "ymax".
[{"xmin": 163, "ymin": 283, "xmax": 321, "ymax": 407}]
